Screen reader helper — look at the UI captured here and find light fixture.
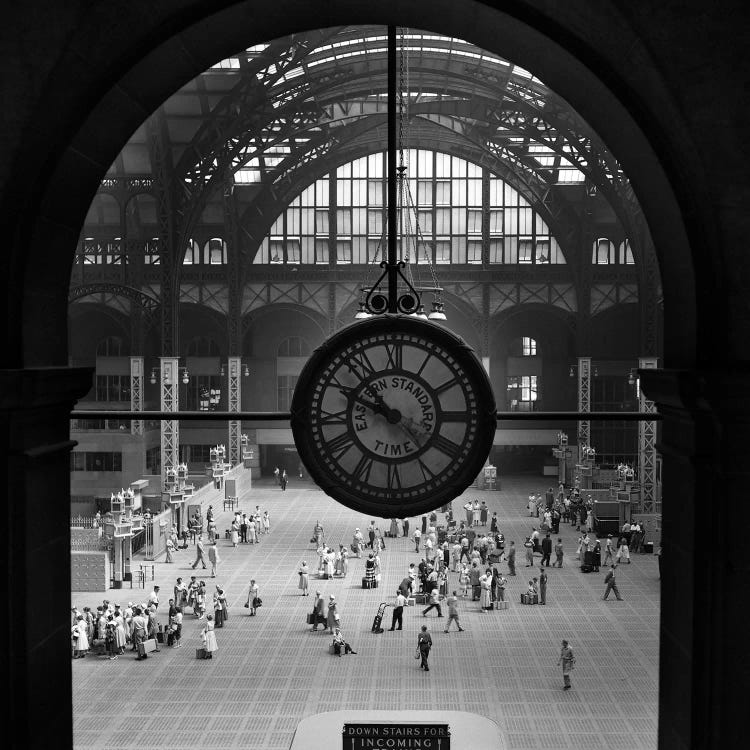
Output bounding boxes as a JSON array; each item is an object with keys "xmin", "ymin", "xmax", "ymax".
[
  {"xmin": 411, "ymin": 303, "xmax": 428, "ymax": 320},
  {"xmin": 219, "ymin": 361, "xmax": 251, "ymax": 376},
  {"xmin": 427, "ymin": 300, "xmax": 447, "ymax": 320},
  {"xmin": 149, "ymin": 368, "xmax": 158, "ymax": 385},
  {"xmin": 354, "ymin": 301, "xmax": 372, "ymax": 319},
  {"xmin": 569, "ymin": 366, "xmax": 575, "ymax": 378},
  {"xmin": 181, "ymin": 367, "xmax": 189, "ymax": 384}
]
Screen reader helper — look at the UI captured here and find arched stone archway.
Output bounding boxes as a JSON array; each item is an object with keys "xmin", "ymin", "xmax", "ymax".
[{"xmin": 5, "ymin": 3, "xmax": 748, "ymax": 750}]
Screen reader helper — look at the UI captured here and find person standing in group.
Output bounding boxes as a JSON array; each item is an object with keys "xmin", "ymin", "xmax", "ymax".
[
  {"xmin": 524, "ymin": 537, "xmax": 534, "ymax": 567},
  {"xmin": 479, "ymin": 572, "xmax": 493, "ymax": 612},
  {"xmin": 326, "ymin": 595, "xmax": 339, "ymax": 634},
  {"xmin": 148, "ymin": 586, "xmax": 160, "ymax": 611},
  {"xmin": 554, "ymin": 538, "xmax": 564, "ymax": 568},
  {"xmin": 506, "ymin": 541, "xmax": 516, "ymax": 575},
  {"xmin": 557, "ymin": 640, "xmax": 576, "ymax": 689},
  {"xmin": 165, "ymin": 535, "xmax": 175, "ymax": 563},
  {"xmin": 171, "ymin": 606, "xmax": 183, "ymax": 648},
  {"xmin": 245, "ymin": 579, "xmax": 260, "ymax": 615},
  {"xmin": 132, "ymin": 607, "xmax": 148, "ymax": 659},
  {"xmin": 230, "ymin": 516, "xmax": 240, "ymax": 548},
  {"xmin": 208, "ymin": 539, "xmax": 220, "ymax": 578},
  {"xmin": 417, "ymin": 625, "xmax": 432, "ymax": 671},
  {"xmin": 402, "ymin": 518, "xmax": 410, "ymax": 538},
  {"xmin": 495, "ymin": 571, "xmax": 507, "ymax": 603},
  {"xmin": 616, "ymin": 536, "xmax": 631, "ymax": 564},
  {"xmin": 194, "ymin": 582, "xmax": 207, "ymax": 619},
  {"xmin": 444, "ymin": 591, "xmax": 464, "ymax": 632},
  {"xmin": 413, "ymin": 526, "xmax": 422, "ymax": 553},
  {"xmin": 541, "ymin": 533, "xmax": 553, "ymax": 567},
  {"xmin": 352, "ymin": 527, "xmax": 364, "ymax": 558},
  {"xmin": 200, "ymin": 614, "xmax": 217, "ymax": 659},
  {"xmin": 71, "ymin": 614, "xmax": 89, "ymax": 659},
  {"xmin": 390, "ymin": 590, "xmax": 406, "ymax": 631},
  {"xmin": 602, "ymin": 565, "xmax": 623, "ymax": 600},
  {"xmin": 192, "ymin": 534, "xmax": 207, "ymax": 570},
  {"xmin": 299, "ymin": 561, "xmax": 310, "ymax": 595},
  {"xmin": 422, "ymin": 587, "xmax": 443, "ymax": 617},
  {"xmin": 539, "ymin": 567, "xmax": 548, "ymax": 605},
  {"xmin": 262, "ymin": 511, "xmax": 270, "ymax": 535},
  {"xmin": 311, "ymin": 590, "xmax": 326, "ymax": 631}
]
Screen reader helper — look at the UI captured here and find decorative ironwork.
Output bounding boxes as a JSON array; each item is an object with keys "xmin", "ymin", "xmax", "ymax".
[
  {"xmin": 577, "ymin": 357, "xmax": 591, "ymax": 450},
  {"xmin": 638, "ymin": 357, "xmax": 658, "ymax": 513}
]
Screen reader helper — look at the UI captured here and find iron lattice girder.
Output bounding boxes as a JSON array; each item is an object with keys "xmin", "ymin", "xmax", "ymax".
[
  {"xmin": 68, "ymin": 282, "xmax": 160, "ymax": 314},
  {"xmin": 130, "ymin": 356, "xmax": 143, "ymax": 437},
  {"xmin": 176, "ymin": 31, "xmax": 340, "ymax": 181},
  {"xmin": 227, "ymin": 356, "xmax": 241, "ymax": 466},
  {"xmin": 638, "ymin": 357, "xmax": 658, "ymax": 513},
  {"xmin": 577, "ymin": 357, "xmax": 591, "ymax": 450},
  {"xmin": 175, "ymin": 56, "xmax": 629, "ymax": 234}
]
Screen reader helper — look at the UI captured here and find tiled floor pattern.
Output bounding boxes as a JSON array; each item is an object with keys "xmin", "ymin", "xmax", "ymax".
[{"xmin": 72, "ymin": 476, "xmax": 659, "ymax": 749}]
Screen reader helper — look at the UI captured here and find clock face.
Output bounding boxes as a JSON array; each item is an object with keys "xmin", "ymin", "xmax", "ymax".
[{"xmin": 291, "ymin": 315, "xmax": 496, "ymax": 517}]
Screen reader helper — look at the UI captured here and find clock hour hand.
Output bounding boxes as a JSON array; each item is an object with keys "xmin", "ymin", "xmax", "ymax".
[{"xmin": 340, "ymin": 384, "xmax": 395, "ymax": 422}]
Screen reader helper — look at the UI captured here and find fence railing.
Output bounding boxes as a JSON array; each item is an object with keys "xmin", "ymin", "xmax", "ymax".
[{"xmin": 71, "ymin": 515, "xmax": 98, "ymax": 529}]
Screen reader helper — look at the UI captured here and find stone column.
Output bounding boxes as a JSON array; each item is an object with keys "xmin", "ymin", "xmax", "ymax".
[
  {"xmin": 640, "ymin": 368, "xmax": 750, "ymax": 750},
  {"xmin": 0, "ymin": 366, "xmax": 92, "ymax": 749}
]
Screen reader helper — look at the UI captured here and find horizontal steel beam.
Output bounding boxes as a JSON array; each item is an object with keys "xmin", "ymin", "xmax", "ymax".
[{"xmin": 71, "ymin": 410, "xmax": 662, "ymax": 422}]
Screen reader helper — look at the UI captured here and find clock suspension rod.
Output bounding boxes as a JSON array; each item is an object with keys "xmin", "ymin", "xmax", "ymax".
[
  {"xmin": 387, "ymin": 24, "xmax": 398, "ymax": 313},
  {"xmin": 70, "ymin": 410, "xmax": 662, "ymax": 422}
]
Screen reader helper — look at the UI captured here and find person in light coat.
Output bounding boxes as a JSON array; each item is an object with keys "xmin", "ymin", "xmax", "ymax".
[
  {"xmin": 326, "ymin": 594, "xmax": 340, "ymax": 633},
  {"xmin": 200, "ymin": 615, "xmax": 218, "ymax": 659}
]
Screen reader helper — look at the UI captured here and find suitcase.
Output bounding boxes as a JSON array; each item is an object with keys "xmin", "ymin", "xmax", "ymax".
[
  {"xmin": 415, "ymin": 592, "xmax": 428, "ymax": 604},
  {"xmin": 496, "ymin": 601, "xmax": 509, "ymax": 610},
  {"xmin": 156, "ymin": 630, "xmax": 165, "ymax": 644},
  {"xmin": 406, "ymin": 596, "xmax": 416, "ymax": 607},
  {"xmin": 362, "ymin": 577, "xmax": 377, "ymax": 589},
  {"xmin": 306, "ymin": 613, "xmax": 315, "ymax": 625},
  {"xmin": 521, "ymin": 594, "xmax": 538, "ymax": 605},
  {"xmin": 167, "ymin": 631, "xmax": 175, "ymax": 646},
  {"xmin": 138, "ymin": 638, "xmax": 158, "ymax": 656},
  {"xmin": 196, "ymin": 647, "xmax": 207, "ymax": 659}
]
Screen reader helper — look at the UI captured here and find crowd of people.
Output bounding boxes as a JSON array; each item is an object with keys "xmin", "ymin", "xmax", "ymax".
[{"xmin": 72, "ymin": 479, "xmax": 654, "ymax": 688}]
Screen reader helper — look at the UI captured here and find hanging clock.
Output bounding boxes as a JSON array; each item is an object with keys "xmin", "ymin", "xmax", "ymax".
[{"xmin": 291, "ymin": 314, "xmax": 497, "ymax": 517}]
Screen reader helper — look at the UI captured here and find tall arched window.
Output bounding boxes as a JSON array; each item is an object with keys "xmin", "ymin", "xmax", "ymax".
[
  {"xmin": 204, "ymin": 238, "xmax": 227, "ymax": 265},
  {"xmin": 254, "ymin": 150, "xmax": 566, "ymax": 266},
  {"xmin": 185, "ymin": 336, "xmax": 220, "ymax": 356},
  {"xmin": 183, "ymin": 238, "xmax": 200, "ymax": 264},
  {"xmin": 277, "ymin": 336, "xmax": 312, "ymax": 410},
  {"xmin": 507, "ymin": 336, "xmax": 540, "ymax": 411},
  {"xmin": 96, "ymin": 336, "xmax": 123, "ymax": 356}
]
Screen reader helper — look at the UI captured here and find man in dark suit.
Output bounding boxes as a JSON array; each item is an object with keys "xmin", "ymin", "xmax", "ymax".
[
  {"xmin": 417, "ymin": 625, "xmax": 432, "ymax": 671},
  {"xmin": 541, "ymin": 533, "xmax": 553, "ymax": 567}
]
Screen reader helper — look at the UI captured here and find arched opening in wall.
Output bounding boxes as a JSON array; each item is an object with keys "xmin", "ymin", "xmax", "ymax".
[{"xmin": 14, "ymin": 4, "xmax": 707, "ymax": 750}]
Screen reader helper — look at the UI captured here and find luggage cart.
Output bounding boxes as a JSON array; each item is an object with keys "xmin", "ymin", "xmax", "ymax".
[{"xmin": 371, "ymin": 602, "xmax": 390, "ymax": 633}]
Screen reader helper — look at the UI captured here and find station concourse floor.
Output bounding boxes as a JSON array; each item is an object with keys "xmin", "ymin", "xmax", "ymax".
[{"xmin": 72, "ymin": 476, "xmax": 660, "ymax": 750}]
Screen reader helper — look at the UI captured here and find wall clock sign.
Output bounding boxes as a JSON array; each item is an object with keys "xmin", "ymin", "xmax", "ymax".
[{"xmin": 291, "ymin": 315, "xmax": 496, "ymax": 517}]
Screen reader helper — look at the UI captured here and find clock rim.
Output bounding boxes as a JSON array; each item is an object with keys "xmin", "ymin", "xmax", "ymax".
[{"xmin": 290, "ymin": 314, "xmax": 497, "ymax": 518}]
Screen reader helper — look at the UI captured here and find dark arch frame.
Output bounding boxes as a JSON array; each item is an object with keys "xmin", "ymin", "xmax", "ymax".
[{"xmin": 5, "ymin": 3, "xmax": 737, "ymax": 750}]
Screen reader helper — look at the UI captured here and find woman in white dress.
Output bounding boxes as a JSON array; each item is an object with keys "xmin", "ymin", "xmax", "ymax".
[
  {"xmin": 201, "ymin": 615, "xmax": 218, "ymax": 659},
  {"xmin": 247, "ymin": 517, "xmax": 257, "ymax": 544},
  {"xmin": 325, "ymin": 548, "xmax": 336, "ymax": 579},
  {"xmin": 113, "ymin": 606, "xmax": 127, "ymax": 653},
  {"xmin": 298, "ymin": 561, "xmax": 310, "ymax": 595},
  {"xmin": 72, "ymin": 615, "xmax": 89, "ymax": 658},
  {"xmin": 472, "ymin": 500, "xmax": 481, "ymax": 527},
  {"xmin": 230, "ymin": 517, "xmax": 240, "ymax": 548}
]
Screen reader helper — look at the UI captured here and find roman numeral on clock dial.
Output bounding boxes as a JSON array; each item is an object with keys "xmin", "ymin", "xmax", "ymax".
[{"xmin": 326, "ymin": 431, "xmax": 355, "ymax": 459}]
